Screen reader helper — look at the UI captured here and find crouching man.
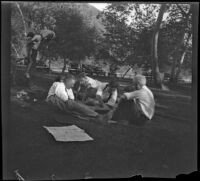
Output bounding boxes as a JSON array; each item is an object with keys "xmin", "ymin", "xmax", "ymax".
[
  {"xmin": 24, "ymin": 30, "xmax": 55, "ymax": 79},
  {"xmin": 75, "ymin": 73, "xmax": 119, "ymax": 109},
  {"xmin": 107, "ymin": 75, "xmax": 155, "ymax": 125},
  {"xmin": 46, "ymin": 73, "xmax": 109, "ymax": 123}
]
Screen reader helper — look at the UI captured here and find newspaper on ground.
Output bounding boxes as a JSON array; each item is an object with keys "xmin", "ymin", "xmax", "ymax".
[{"xmin": 43, "ymin": 125, "xmax": 93, "ymax": 142}]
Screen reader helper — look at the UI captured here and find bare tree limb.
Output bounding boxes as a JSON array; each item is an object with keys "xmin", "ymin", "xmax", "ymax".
[{"xmin": 15, "ymin": 2, "xmax": 27, "ymax": 36}]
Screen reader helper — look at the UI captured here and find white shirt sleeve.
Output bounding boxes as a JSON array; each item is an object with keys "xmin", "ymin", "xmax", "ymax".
[
  {"xmin": 123, "ymin": 91, "xmax": 138, "ymax": 100},
  {"xmin": 55, "ymin": 83, "xmax": 69, "ymax": 102},
  {"xmin": 47, "ymin": 82, "xmax": 59, "ymax": 98},
  {"xmin": 96, "ymin": 82, "xmax": 108, "ymax": 97},
  {"xmin": 96, "ymin": 88, "xmax": 103, "ymax": 97},
  {"xmin": 66, "ymin": 89, "xmax": 75, "ymax": 100},
  {"xmin": 107, "ymin": 90, "xmax": 118, "ymax": 106}
]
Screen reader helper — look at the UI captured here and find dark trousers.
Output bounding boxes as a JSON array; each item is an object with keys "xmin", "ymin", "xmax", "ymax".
[
  {"xmin": 25, "ymin": 48, "xmax": 38, "ymax": 75},
  {"xmin": 112, "ymin": 99, "xmax": 148, "ymax": 125},
  {"xmin": 46, "ymin": 95, "xmax": 98, "ymax": 118}
]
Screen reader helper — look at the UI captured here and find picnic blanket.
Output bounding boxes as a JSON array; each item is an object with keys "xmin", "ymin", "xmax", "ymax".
[{"xmin": 43, "ymin": 125, "xmax": 93, "ymax": 142}]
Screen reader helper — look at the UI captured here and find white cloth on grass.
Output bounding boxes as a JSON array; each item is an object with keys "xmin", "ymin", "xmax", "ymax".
[{"xmin": 43, "ymin": 125, "xmax": 93, "ymax": 142}]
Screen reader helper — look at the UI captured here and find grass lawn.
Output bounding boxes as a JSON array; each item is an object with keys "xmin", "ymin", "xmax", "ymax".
[{"xmin": 3, "ymin": 71, "xmax": 196, "ymax": 180}]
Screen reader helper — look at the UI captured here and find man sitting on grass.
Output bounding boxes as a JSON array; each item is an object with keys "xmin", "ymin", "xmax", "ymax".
[
  {"xmin": 107, "ymin": 75, "xmax": 155, "ymax": 125},
  {"xmin": 46, "ymin": 73, "xmax": 109, "ymax": 123}
]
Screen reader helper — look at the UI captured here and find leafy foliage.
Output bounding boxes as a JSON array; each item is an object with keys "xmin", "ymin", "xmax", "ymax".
[
  {"xmin": 98, "ymin": 3, "xmax": 192, "ymax": 82},
  {"xmin": 11, "ymin": 2, "xmax": 101, "ymax": 63},
  {"xmin": 97, "ymin": 3, "xmax": 138, "ymax": 68}
]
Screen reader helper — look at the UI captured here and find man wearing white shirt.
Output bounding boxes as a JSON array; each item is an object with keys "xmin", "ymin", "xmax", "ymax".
[
  {"xmin": 76, "ymin": 73, "xmax": 118, "ymax": 108},
  {"xmin": 46, "ymin": 74, "xmax": 109, "ymax": 122},
  {"xmin": 107, "ymin": 75, "xmax": 155, "ymax": 125},
  {"xmin": 76, "ymin": 73, "xmax": 108, "ymax": 98}
]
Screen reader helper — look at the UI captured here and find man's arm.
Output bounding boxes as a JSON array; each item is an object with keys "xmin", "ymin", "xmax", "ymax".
[
  {"xmin": 55, "ymin": 83, "xmax": 69, "ymax": 102},
  {"xmin": 123, "ymin": 91, "xmax": 137, "ymax": 100},
  {"xmin": 106, "ymin": 90, "xmax": 118, "ymax": 107},
  {"xmin": 96, "ymin": 94, "xmax": 104, "ymax": 105},
  {"xmin": 67, "ymin": 89, "xmax": 75, "ymax": 100},
  {"xmin": 117, "ymin": 94, "xmax": 127, "ymax": 104}
]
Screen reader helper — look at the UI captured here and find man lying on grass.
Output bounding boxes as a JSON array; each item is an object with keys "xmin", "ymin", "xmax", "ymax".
[
  {"xmin": 46, "ymin": 73, "xmax": 110, "ymax": 123},
  {"xmin": 75, "ymin": 73, "xmax": 119, "ymax": 109},
  {"xmin": 106, "ymin": 75, "xmax": 155, "ymax": 126}
]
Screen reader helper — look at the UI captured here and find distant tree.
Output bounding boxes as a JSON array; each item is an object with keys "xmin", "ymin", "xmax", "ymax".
[
  {"xmin": 52, "ymin": 8, "xmax": 97, "ymax": 73},
  {"xmin": 97, "ymin": 3, "xmax": 137, "ymax": 74},
  {"xmin": 132, "ymin": 3, "xmax": 192, "ymax": 85},
  {"xmin": 100, "ymin": 3, "xmax": 192, "ymax": 87},
  {"xmin": 151, "ymin": 4, "xmax": 167, "ymax": 89},
  {"xmin": 166, "ymin": 4, "xmax": 192, "ymax": 83}
]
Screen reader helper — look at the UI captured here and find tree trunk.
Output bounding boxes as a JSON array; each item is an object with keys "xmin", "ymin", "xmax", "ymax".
[
  {"xmin": 122, "ymin": 67, "xmax": 132, "ymax": 78},
  {"xmin": 170, "ymin": 59, "xmax": 176, "ymax": 82},
  {"xmin": 175, "ymin": 50, "xmax": 186, "ymax": 83},
  {"xmin": 16, "ymin": 2, "xmax": 27, "ymax": 36},
  {"xmin": 11, "ymin": 43, "xmax": 20, "ymax": 85},
  {"xmin": 151, "ymin": 4, "xmax": 167, "ymax": 89},
  {"xmin": 49, "ymin": 58, "xmax": 51, "ymax": 72},
  {"xmin": 61, "ymin": 58, "xmax": 67, "ymax": 74},
  {"xmin": 110, "ymin": 63, "xmax": 118, "ymax": 77},
  {"xmin": 169, "ymin": 6, "xmax": 191, "ymax": 84}
]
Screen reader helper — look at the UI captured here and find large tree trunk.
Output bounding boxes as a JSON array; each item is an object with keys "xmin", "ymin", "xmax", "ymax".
[
  {"xmin": 61, "ymin": 58, "xmax": 67, "ymax": 74},
  {"xmin": 151, "ymin": 4, "xmax": 167, "ymax": 89},
  {"xmin": 174, "ymin": 51, "xmax": 186, "ymax": 83},
  {"xmin": 11, "ymin": 43, "xmax": 20, "ymax": 85},
  {"xmin": 170, "ymin": 6, "xmax": 191, "ymax": 83},
  {"xmin": 170, "ymin": 58, "xmax": 177, "ymax": 83}
]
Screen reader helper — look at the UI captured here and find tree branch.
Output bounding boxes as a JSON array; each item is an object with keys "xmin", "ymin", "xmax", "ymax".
[
  {"xmin": 15, "ymin": 2, "xmax": 27, "ymax": 36},
  {"xmin": 176, "ymin": 4, "xmax": 187, "ymax": 16}
]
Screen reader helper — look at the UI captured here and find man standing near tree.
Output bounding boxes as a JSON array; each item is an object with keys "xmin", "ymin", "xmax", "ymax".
[{"xmin": 24, "ymin": 29, "xmax": 55, "ymax": 79}]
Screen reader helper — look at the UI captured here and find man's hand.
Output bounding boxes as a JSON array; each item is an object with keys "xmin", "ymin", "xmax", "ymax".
[
  {"xmin": 96, "ymin": 95, "xmax": 103, "ymax": 105},
  {"xmin": 118, "ymin": 94, "xmax": 127, "ymax": 104}
]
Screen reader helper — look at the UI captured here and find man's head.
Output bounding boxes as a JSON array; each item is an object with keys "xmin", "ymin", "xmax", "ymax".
[
  {"xmin": 63, "ymin": 73, "xmax": 76, "ymax": 89},
  {"xmin": 132, "ymin": 75, "xmax": 146, "ymax": 90}
]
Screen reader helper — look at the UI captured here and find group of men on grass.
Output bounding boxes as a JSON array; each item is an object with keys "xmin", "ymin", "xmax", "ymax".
[
  {"xmin": 46, "ymin": 73, "xmax": 155, "ymax": 125},
  {"xmin": 23, "ymin": 30, "xmax": 155, "ymax": 125}
]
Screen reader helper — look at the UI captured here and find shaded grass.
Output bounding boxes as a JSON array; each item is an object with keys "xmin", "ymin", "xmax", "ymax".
[{"xmin": 4, "ymin": 71, "xmax": 196, "ymax": 180}]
